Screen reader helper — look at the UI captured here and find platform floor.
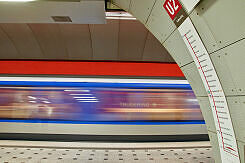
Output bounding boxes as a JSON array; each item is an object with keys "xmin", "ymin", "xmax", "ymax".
[{"xmin": 0, "ymin": 141, "xmax": 214, "ymax": 163}]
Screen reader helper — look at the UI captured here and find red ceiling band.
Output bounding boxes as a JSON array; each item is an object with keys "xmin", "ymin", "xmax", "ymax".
[{"xmin": 0, "ymin": 61, "xmax": 184, "ymax": 77}]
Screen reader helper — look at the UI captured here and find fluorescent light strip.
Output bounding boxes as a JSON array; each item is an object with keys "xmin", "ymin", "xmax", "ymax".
[
  {"xmin": 69, "ymin": 94, "xmax": 92, "ymax": 96},
  {"xmin": 0, "ymin": 77, "xmax": 189, "ymax": 84},
  {"xmin": 106, "ymin": 12, "xmax": 133, "ymax": 17},
  {"xmin": 76, "ymin": 99, "xmax": 98, "ymax": 101},
  {"xmin": 187, "ymin": 99, "xmax": 198, "ymax": 102},
  {"xmin": 28, "ymin": 96, "xmax": 36, "ymax": 99},
  {"xmin": 64, "ymin": 90, "xmax": 90, "ymax": 92},
  {"xmin": 73, "ymin": 97, "xmax": 96, "ymax": 99},
  {"xmin": 43, "ymin": 101, "xmax": 51, "ymax": 104},
  {"xmin": 78, "ymin": 101, "xmax": 99, "ymax": 103},
  {"xmin": 106, "ymin": 17, "xmax": 137, "ymax": 20}
]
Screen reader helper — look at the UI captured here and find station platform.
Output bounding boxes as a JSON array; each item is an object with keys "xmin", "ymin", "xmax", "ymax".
[{"xmin": 0, "ymin": 141, "xmax": 214, "ymax": 163}]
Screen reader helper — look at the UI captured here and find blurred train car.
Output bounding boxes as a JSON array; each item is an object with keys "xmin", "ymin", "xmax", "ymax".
[{"xmin": 0, "ymin": 77, "xmax": 208, "ymax": 141}]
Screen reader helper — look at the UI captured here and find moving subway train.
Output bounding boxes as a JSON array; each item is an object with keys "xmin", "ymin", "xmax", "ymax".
[{"xmin": 0, "ymin": 77, "xmax": 208, "ymax": 141}]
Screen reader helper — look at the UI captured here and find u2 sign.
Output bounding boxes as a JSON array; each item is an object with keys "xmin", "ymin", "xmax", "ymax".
[
  {"xmin": 163, "ymin": 0, "xmax": 182, "ymax": 20},
  {"xmin": 163, "ymin": 0, "xmax": 188, "ymax": 27}
]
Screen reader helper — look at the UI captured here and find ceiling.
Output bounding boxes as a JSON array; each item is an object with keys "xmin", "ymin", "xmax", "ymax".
[
  {"xmin": 0, "ymin": 0, "xmax": 174, "ymax": 63},
  {"xmin": 0, "ymin": 18, "xmax": 175, "ymax": 62},
  {"xmin": 0, "ymin": 0, "xmax": 106, "ymax": 24}
]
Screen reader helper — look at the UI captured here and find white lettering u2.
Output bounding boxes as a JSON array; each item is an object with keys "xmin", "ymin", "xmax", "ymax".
[
  {"xmin": 166, "ymin": 2, "xmax": 175, "ymax": 15},
  {"xmin": 165, "ymin": 0, "xmax": 179, "ymax": 16}
]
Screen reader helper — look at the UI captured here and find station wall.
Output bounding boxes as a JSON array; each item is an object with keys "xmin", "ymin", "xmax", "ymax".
[{"xmin": 112, "ymin": 0, "xmax": 245, "ymax": 162}]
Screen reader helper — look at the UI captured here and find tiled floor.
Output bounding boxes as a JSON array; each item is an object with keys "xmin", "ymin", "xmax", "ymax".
[{"xmin": 0, "ymin": 141, "xmax": 214, "ymax": 163}]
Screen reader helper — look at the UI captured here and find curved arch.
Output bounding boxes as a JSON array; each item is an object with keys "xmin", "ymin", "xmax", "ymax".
[{"xmin": 112, "ymin": 0, "xmax": 245, "ymax": 162}]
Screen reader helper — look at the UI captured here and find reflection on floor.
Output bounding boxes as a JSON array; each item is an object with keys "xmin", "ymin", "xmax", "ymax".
[{"xmin": 0, "ymin": 141, "xmax": 214, "ymax": 163}]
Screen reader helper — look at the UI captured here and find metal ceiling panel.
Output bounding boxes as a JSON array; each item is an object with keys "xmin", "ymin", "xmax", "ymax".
[
  {"xmin": 118, "ymin": 20, "xmax": 148, "ymax": 61},
  {"xmin": 0, "ymin": 17, "xmax": 175, "ymax": 62},
  {"xmin": 90, "ymin": 19, "xmax": 119, "ymax": 60},
  {"xmin": 0, "ymin": 0, "xmax": 105, "ymax": 24},
  {"xmin": 143, "ymin": 32, "xmax": 174, "ymax": 62},
  {"xmin": 59, "ymin": 24, "xmax": 93, "ymax": 60},
  {"xmin": 0, "ymin": 26, "xmax": 18, "ymax": 59},
  {"xmin": 0, "ymin": 24, "xmax": 43, "ymax": 59},
  {"xmin": 28, "ymin": 24, "xmax": 68, "ymax": 59}
]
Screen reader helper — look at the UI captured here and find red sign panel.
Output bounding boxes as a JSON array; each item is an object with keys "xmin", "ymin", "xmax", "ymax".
[{"xmin": 163, "ymin": 0, "xmax": 182, "ymax": 20}]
